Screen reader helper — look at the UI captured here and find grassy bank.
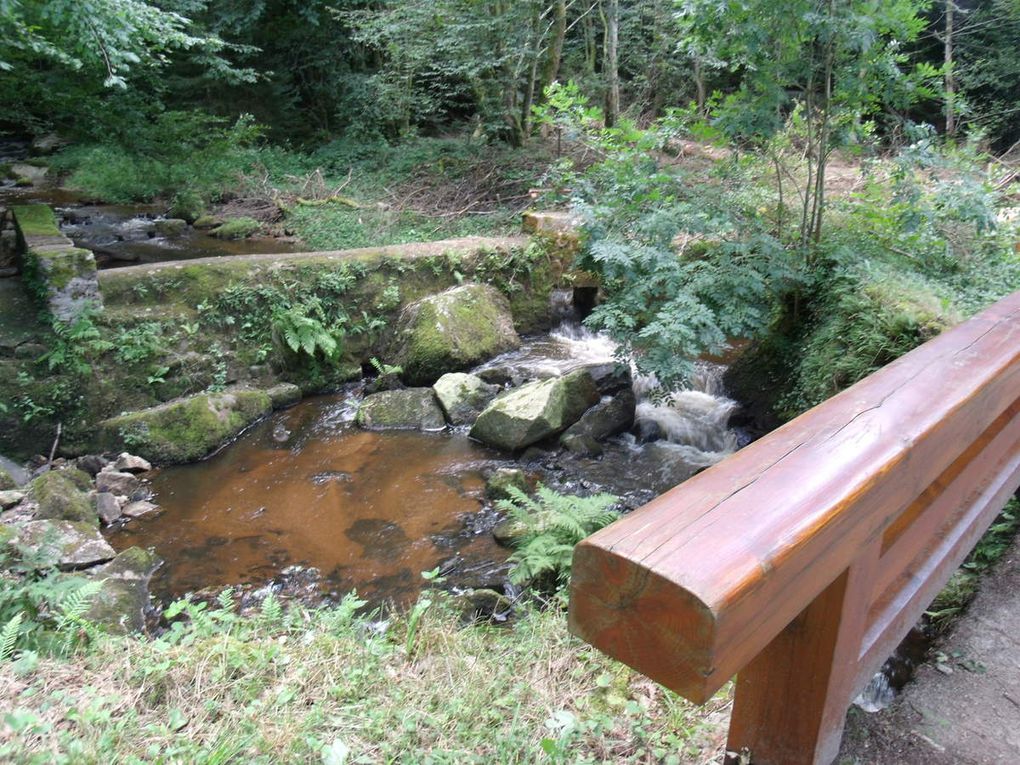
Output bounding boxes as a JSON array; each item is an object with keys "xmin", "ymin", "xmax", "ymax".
[
  {"xmin": 0, "ymin": 593, "xmax": 728, "ymax": 764},
  {"xmin": 49, "ymin": 129, "xmax": 549, "ymax": 252}
]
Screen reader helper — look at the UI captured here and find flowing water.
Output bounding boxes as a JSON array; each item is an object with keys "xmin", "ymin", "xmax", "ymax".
[
  {"xmin": 0, "ymin": 174, "xmax": 302, "ymax": 267},
  {"xmin": 111, "ymin": 322, "xmax": 745, "ymax": 606}
]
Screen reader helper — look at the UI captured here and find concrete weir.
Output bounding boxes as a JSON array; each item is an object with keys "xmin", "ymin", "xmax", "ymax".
[{"xmin": 10, "ymin": 204, "xmax": 102, "ymax": 322}]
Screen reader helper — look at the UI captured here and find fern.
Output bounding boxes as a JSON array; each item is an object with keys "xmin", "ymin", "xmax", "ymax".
[
  {"xmin": 260, "ymin": 592, "xmax": 283, "ymax": 626},
  {"xmin": 271, "ymin": 300, "xmax": 340, "ymax": 359},
  {"xmin": 56, "ymin": 580, "xmax": 104, "ymax": 626},
  {"xmin": 369, "ymin": 356, "xmax": 403, "ymax": 376},
  {"xmin": 0, "ymin": 613, "xmax": 23, "ymax": 661},
  {"xmin": 498, "ymin": 485, "xmax": 619, "ymax": 590},
  {"xmin": 216, "ymin": 588, "xmax": 235, "ymax": 611}
]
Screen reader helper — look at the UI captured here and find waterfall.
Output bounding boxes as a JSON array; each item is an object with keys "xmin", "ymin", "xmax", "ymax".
[{"xmin": 482, "ymin": 322, "xmax": 741, "ymax": 464}]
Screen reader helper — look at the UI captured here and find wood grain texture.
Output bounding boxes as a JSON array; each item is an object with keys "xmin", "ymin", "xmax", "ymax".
[{"xmin": 568, "ymin": 290, "xmax": 1020, "ymax": 763}]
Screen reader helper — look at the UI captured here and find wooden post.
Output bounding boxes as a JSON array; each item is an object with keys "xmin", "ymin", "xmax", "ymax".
[
  {"xmin": 568, "ymin": 292, "xmax": 1020, "ymax": 765},
  {"xmin": 725, "ymin": 542, "xmax": 878, "ymax": 765}
]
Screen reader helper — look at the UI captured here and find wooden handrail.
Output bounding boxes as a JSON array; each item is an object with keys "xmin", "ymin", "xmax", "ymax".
[{"xmin": 568, "ymin": 290, "xmax": 1020, "ymax": 765}]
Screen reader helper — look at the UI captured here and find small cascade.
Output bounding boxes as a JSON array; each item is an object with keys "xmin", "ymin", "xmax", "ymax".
[{"xmin": 482, "ymin": 321, "xmax": 742, "ymax": 466}]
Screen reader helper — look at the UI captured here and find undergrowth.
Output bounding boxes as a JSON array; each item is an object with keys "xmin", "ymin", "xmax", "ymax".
[
  {"xmin": 0, "ymin": 589, "xmax": 728, "ymax": 764},
  {"xmin": 926, "ymin": 498, "xmax": 1020, "ymax": 633}
]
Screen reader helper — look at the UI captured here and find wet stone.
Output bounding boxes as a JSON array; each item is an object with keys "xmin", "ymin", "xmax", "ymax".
[
  {"xmin": 95, "ymin": 469, "xmax": 141, "ymax": 496},
  {"xmin": 94, "ymin": 492, "xmax": 123, "ymax": 524},
  {"xmin": 12, "ymin": 519, "xmax": 116, "ymax": 570},
  {"xmin": 0, "ymin": 490, "xmax": 24, "ymax": 510},
  {"xmin": 113, "ymin": 452, "xmax": 152, "ymax": 474},
  {"xmin": 76, "ymin": 454, "xmax": 109, "ymax": 477},
  {"xmin": 122, "ymin": 500, "xmax": 159, "ymax": 518}
]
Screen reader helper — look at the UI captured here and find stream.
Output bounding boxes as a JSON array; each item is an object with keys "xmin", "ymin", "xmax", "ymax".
[
  {"xmin": 0, "ymin": 147, "xmax": 301, "ymax": 267},
  {"xmin": 112, "ymin": 324, "xmax": 744, "ymax": 608}
]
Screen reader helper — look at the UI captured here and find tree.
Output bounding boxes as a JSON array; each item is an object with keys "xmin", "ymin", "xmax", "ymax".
[
  {"xmin": 602, "ymin": 0, "xmax": 620, "ymax": 127},
  {"xmin": 0, "ymin": 0, "xmax": 252, "ymax": 136},
  {"xmin": 0, "ymin": 0, "xmax": 230, "ymax": 88},
  {"xmin": 676, "ymin": 0, "xmax": 935, "ymax": 246}
]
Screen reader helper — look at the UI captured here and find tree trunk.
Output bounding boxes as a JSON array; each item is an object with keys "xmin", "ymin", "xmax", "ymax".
[
  {"xmin": 542, "ymin": 0, "xmax": 567, "ymax": 92},
  {"xmin": 694, "ymin": 57, "xmax": 706, "ymax": 114},
  {"xmin": 603, "ymin": 0, "xmax": 620, "ymax": 127},
  {"xmin": 945, "ymin": 0, "xmax": 956, "ymax": 137}
]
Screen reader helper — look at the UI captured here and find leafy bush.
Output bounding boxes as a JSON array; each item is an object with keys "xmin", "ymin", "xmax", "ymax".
[
  {"xmin": 50, "ymin": 112, "xmax": 267, "ymax": 205},
  {"xmin": 497, "ymin": 485, "xmax": 619, "ymax": 591},
  {"xmin": 271, "ymin": 300, "xmax": 341, "ymax": 360}
]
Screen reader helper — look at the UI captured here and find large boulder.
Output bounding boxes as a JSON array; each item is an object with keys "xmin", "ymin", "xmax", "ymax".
[
  {"xmin": 85, "ymin": 546, "xmax": 161, "ymax": 634},
  {"xmin": 560, "ymin": 388, "xmax": 637, "ymax": 445},
  {"xmin": 98, "ymin": 389, "xmax": 273, "ymax": 464},
  {"xmin": 8, "ymin": 519, "xmax": 116, "ymax": 570},
  {"xmin": 433, "ymin": 373, "xmax": 500, "ymax": 426},
  {"xmin": 0, "ymin": 490, "xmax": 25, "ymax": 510},
  {"xmin": 391, "ymin": 284, "xmax": 520, "ymax": 385},
  {"xmin": 470, "ymin": 370, "xmax": 600, "ymax": 451},
  {"xmin": 95, "ymin": 469, "xmax": 141, "ymax": 497},
  {"xmin": 30, "ymin": 470, "xmax": 98, "ymax": 526},
  {"xmin": 355, "ymin": 389, "xmax": 446, "ymax": 431}
]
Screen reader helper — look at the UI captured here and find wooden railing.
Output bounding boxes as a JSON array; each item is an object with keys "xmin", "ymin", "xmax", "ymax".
[{"xmin": 568, "ymin": 290, "xmax": 1020, "ymax": 765}]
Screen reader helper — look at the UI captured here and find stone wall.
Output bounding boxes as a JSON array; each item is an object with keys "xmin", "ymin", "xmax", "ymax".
[
  {"xmin": 10, "ymin": 204, "xmax": 103, "ymax": 322},
  {"xmin": 0, "ymin": 206, "xmax": 19, "ymax": 277}
]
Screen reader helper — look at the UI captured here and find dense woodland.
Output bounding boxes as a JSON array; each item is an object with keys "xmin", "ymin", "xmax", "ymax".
[
  {"xmin": 3, "ymin": 0, "xmax": 1020, "ymax": 400},
  {"xmin": 2, "ymin": 2, "xmax": 1020, "ymax": 763}
]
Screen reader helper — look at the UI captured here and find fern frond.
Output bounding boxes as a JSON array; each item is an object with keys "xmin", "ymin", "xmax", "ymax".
[
  {"xmin": 58, "ymin": 580, "xmax": 104, "ymax": 624},
  {"xmin": 0, "ymin": 613, "xmax": 23, "ymax": 661}
]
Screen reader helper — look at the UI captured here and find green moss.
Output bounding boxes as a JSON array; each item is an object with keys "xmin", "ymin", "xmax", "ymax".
[
  {"xmin": 30, "ymin": 470, "xmax": 98, "ymax": 526},
  {"xmin": 99, "ymin": 389, "xmax": 273, "ymax": 464},
  {"xmin": 0, "ymin": 467, "xmax": 14, "ymax": 491},
  {"xmin": 392, "ymin": 284, "xmax": 520, "ymax": 386},
  {"xmin": 10, "ymin": 205, "xmax": 61, "ymax": 238},
  {"xmin": 211, "ymin": 217, "xmax": 261, "ymax": 240}
]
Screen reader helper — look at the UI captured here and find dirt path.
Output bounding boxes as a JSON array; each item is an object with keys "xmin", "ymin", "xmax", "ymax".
[{"xmin": 838, "ymin": 534, "xmax": 1020, "ymax": 764}]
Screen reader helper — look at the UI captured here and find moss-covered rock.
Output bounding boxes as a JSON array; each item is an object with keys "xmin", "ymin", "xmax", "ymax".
[
  {"xmin": 355, "ymin": 389, "xmax": 446, "ymax": 431},
  {"xmin": 0, "ymin": 467, "xmax": 15, "ymax": 491},
  {"xmin": 485, "ymin": 467, "xmax": 529, "ymax": 501},
  {"xmin": 391, "ymin": 284, "xmax": 520, "ymax": 386},
  {"xmin": 470, "ymin": 370, "xmax": 600, "ymax": 451},
  {"xmin": 211, "ymin": 217, "xmax": 261, "ymax": 240},
  {"xmin": 266, "ymin": 382, "xmax": 302, "ymax": 409},
  {"xmin": 10, "ymin": 204, "xmax": 61, "ymax": 238},
  {"xmin": 98, "ymin": 389, "xmax": 273, "ymax": 464},
  {"xmin": 433, "ymin": 372, "xmax": 499, "ymax": 426},
  {"xmin": 193, "ymin": 215, "xmax": 224, "ymax": 230},
  {"xmin": 10, "ymin": 519, "xmax": 116, "ymax": 570},
  {"xmin": 154, "ymin": 218, "xmax": 188, "ymax": 237},
  {"xmin": 85, "ymin": 546, "xmax": 161, "ymax": 634},
  {"xmin": 30, "ymin": 470, "xmax": 98, "ymax": 526}
]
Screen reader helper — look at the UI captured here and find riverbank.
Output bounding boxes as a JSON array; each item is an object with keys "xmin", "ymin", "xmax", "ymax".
[{"xmin": 0, "ymin": 592, "xmax": 731, "ymax": 764}]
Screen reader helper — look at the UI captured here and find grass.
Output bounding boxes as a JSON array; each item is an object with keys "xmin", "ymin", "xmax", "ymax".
[
  {"xmin": 926, "ymin": 498, "xmax": 1020, "ymax": 632},
  {"xmin": 0, "ymin": 593, "xmax": 729, "ymax": 764},
  {"xmin": 50, "ymin": 132, "xmax": 547, "ymax": 252}
]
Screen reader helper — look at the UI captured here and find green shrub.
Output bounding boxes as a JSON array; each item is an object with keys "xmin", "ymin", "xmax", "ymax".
[{"xmin": 497, "ymin": 485, "xmax": 619, "ymax": 592}]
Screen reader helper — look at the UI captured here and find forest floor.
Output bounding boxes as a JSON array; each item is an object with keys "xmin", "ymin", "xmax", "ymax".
[{"xmin": 838, "ymin": 534, "xmax": 1020, "ymax": 764}]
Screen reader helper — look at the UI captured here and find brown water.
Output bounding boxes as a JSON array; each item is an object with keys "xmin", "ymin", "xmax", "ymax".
[{"xmin": 113, "ymin": 395, "xmax": 510, "ymax": 606}]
